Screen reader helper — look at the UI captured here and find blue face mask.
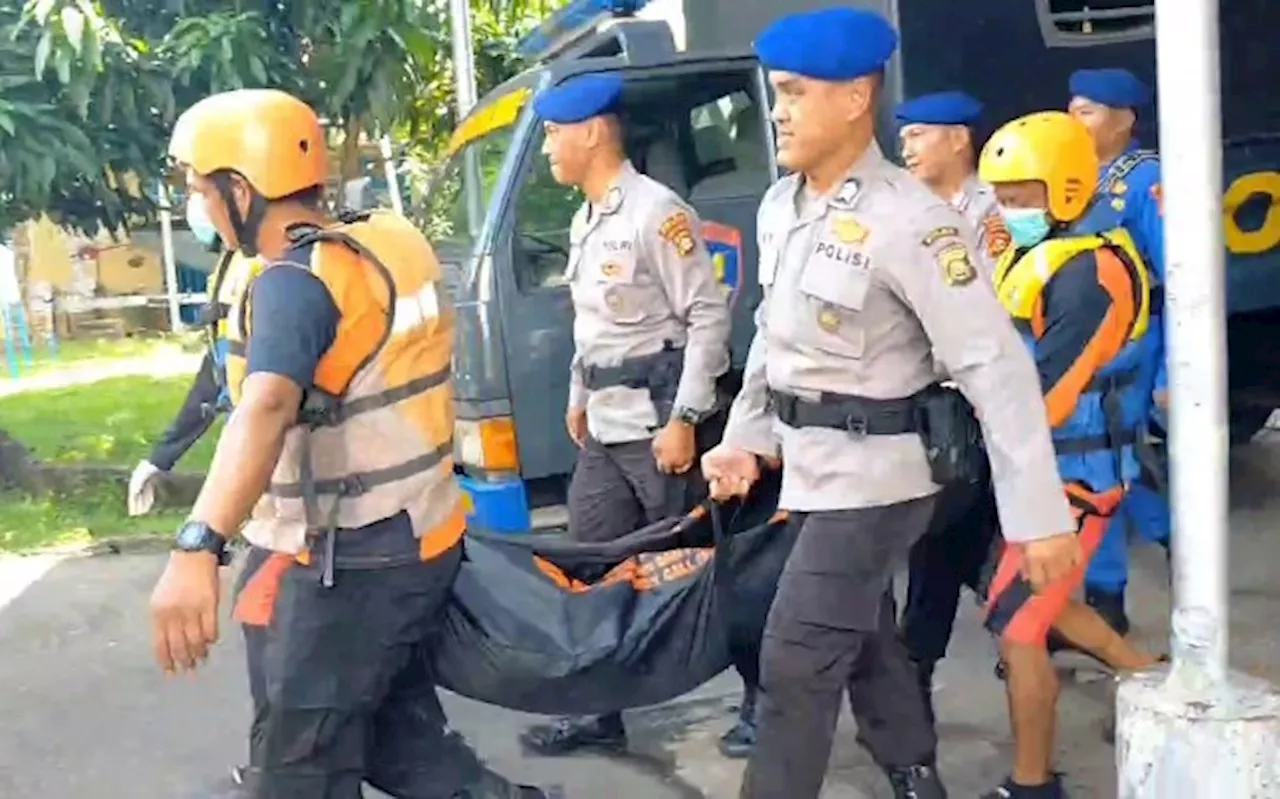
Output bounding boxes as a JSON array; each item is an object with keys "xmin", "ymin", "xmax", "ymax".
[
  {"xmin": 999, "ymin": 206, "xmax": 1052, "ymax": 249},
  {"xmin": 185, "ymin": 193, "xmax": 221, "ymax": 248}
]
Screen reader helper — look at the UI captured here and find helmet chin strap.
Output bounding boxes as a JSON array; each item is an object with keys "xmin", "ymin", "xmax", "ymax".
[{"xmin": 212, "ymin": 172, "xmax": 268, "ymax": 258}]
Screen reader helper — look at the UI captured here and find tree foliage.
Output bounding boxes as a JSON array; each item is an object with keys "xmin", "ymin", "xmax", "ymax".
[{"xmin": 0, "ymin": 0, "xmax": 565, "ymax": 233}]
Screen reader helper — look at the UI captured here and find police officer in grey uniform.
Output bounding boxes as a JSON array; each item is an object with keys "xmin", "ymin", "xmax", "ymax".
[
  {"xmin": 894, "ymin": 90, "xmax": 1011, "ymax": 720},
  {"xmin": 897, "ymin": 90, "xmax": 1011, "ymax": 276},
  {"xmin": 700, "ymin": 9, "xmax": 1076, "ymax": 798},
  {"xmin": 516, "ymin": 72, "xmax": 752, "ymax": 758}
]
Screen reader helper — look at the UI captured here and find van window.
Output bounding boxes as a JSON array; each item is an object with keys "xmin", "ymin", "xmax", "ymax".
[
  {"xmin": 687, "ymin": 90, "xmax": 771, "ymax": 199},
  {"xmin": 510, "ymin": 134, "xmax": 583, "ymax": 293},
  {"xmin": 1038, "ymin": 0, "xmax": 1153, "ymax": 45}
]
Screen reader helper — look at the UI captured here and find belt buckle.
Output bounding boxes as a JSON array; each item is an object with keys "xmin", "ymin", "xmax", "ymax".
[{"xmin": 844, "ymin": 413, "xmax": 868, "ymax": 438}]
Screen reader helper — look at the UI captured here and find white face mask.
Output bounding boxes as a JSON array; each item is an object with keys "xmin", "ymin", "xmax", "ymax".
[
  {"xmin": 185, "ymin": 193, "xmax": 221, "ymax": 247},
  {"xmin": 998, "ymin": 205, "xmax": 1052, "ymax": 248}
]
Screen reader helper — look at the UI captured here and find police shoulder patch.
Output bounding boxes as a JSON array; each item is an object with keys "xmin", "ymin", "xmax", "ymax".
[
  {"xmin": 921, "ymin": 226, "xmax": 960, "ymax": 247},
  {"xmin": 937, "ymin": 242, "xmax": 977, "ymax": 287},
  {"xmin": 981, "ymin": 213, "xmax": 1012, "ymax": 258},
  {"xmin": 658, "ymin": 210, "xmax": 697, "ymax": 257},
  {"xmin": 1151, "ymin": 183, "xmax": 1163, "ymax": 216}
]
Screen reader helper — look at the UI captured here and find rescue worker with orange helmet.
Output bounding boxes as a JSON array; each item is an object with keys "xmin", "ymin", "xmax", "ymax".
[
  {"xmin": 147, "ymin": 89, "xmax": 557, "ymax": 799},
  {"xmin": 977, "ymin": 111, "xmax": 1163, "ymax": 799}
]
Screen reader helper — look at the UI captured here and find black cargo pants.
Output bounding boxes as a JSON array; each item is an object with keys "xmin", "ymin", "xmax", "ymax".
[
  {"xmin": 900, "ymin": 475, "xmax": 1000, "ymax": 667},
  {"xmin": 741, "ymin": 496, "xmax": 940, "ymax": 799},
  {"xmin": 566, "ymin": 409, "xmax": 727, "ymax": 544},
  {"xmin": 235, "ymin": 541, "xmax": 485, "ymax": 799}
]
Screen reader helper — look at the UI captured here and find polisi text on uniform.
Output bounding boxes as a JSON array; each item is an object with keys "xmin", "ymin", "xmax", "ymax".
[{"xmin": 814, "ymin": 241, "xmax": 869, "ymax": 268}]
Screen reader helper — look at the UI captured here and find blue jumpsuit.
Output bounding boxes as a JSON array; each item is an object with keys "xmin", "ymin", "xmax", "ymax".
[{"xmin": 1072, "ymin": 143, "xmax": 1171, "ymax": 601}]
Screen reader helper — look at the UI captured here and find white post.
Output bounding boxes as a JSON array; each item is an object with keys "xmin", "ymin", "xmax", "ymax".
[
  {"xmin": 1116, "ymin": 1, "xmax": 1280, "ymax": 795},
  {"xmin": 449, "ymin": 0, "xmax": 478, "ymax": 117},
  {"xmin": 157, "ymin": 180, "xmax": 183, "ymax": 332},
  {"xmin": 449, "ymin": 0, "xmax": 484, "ymax": 237},
  {"xmin": 379, "ymin": 134, "xmax": 405, "ymax": 216}
]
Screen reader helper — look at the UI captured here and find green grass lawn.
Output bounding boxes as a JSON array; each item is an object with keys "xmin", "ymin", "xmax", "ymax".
[{"xmin": 0, "ymin": 373, "xmax": 220, "ymax": 553}]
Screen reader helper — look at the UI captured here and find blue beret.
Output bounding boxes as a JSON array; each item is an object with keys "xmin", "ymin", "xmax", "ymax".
[
  {"xmin": 755, "ymin": 8, "xmax": 898, "ymax": 81},
  {"xmin": 534, "ymin": 73, "xmax": 623, "ymax": 124},
  {"xmin": 1069, "ymin": 68, "xmax": 1151, "ymax": 109},
  {"xmin": 895, "ymin": 91, "xmax": 983, "ymax": 126}
]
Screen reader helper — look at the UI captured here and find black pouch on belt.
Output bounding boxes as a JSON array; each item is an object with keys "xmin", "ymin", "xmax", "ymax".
[{"xmin": 914, "ymin": 384, "xmax": 987, "ymax": 487}]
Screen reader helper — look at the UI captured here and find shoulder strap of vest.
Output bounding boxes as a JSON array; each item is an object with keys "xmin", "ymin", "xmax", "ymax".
[
  {"xmin": 282, "ymin": 212, "xmax": 402, "ymax": 419},
  {"xmin": 1088, "ymin": 228, "xmax": 1152, "ymax": 348},
  {"xmin": 1098, "ymin": 149, "xmax": 1158, "ymax": 193},
  {"xmin": 1080, "ymin": 149, "xmax": 1159, "ymax": 218}
]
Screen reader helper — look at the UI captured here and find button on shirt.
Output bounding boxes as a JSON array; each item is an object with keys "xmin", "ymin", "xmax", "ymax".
[
  {"xmin": 722, "ymin": 143, "xmax": 1071, "ymax": 543},
  {"xmin": 566, "ymin": 161, "xmax": 731, "ymax": 445}
]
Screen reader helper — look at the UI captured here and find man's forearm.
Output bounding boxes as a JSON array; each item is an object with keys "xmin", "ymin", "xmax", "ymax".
[
  {"xmin": 150, "ymin": 354, "xmax": 221, "ymax": 470},
  {"xmin": 189, "ymin": 404, "xmax": 292, "ymax": 537}
]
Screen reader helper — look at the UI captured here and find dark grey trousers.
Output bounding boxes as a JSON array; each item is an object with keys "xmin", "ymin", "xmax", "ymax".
[
  {"xmin": 741, "ymin": 497, "xmax": 941, "ymax": 799},
  {"xmin": 566, "ymin": 437, "xmax": 704, "ymax": 543}
]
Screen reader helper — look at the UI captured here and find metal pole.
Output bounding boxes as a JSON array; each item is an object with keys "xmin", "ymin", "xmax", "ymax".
[
  {"xmin": 1158, "ymin": 0, "xmax": 1229, "ymax": 688},
  {"xmin": 157, "ymin": 181, "xmax": 183, "ymax": 332},
  {"xmin": 1116, "ymin": 0, "xmax": 1280, "ymax": 795},
  {"xmin": 449, "ymin": 0, "xmax": 484, "ymax": 237},
  {"xmin": 449, "ymin": 0, "xmax": 479, "ymax": 117},
  {"xmin": 379, "ymin": 134, "xmax": 405, "ymax": 216}
]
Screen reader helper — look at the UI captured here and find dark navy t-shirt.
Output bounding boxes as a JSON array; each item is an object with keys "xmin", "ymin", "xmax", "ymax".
[{"xmin": 244, "ymin": 245, "xmax": 419, "ymax": 567}]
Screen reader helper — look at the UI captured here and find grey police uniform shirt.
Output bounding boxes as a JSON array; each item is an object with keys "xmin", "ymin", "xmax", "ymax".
[
  {"xmin": 951, "ymin": 174, "xmax": 1007, "ymax": 281},
  {"xmin": 566, "ymin": 160, "xmax": 731, "ymax": 445},
  {"xmin": 721, "ymin": 143, "xmax": 1072, "ymax": 544}
]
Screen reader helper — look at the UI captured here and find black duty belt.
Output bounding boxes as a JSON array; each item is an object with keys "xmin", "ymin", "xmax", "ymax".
[
  {"xmin": 1052, "ymin": 428, "xmax": 1139, "ymax": 455},
  {"xmin": 581, "ymin": 348, "xmax": 683, "ymax": 391},
  {"xmin": 768, "ymin": 388, "xmax": 924, "ymax": 436}
]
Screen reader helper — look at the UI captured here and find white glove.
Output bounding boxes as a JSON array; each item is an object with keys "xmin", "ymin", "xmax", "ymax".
[{"xmin": 127, "ymin": 460, "xmax": 164, "ymax": 516}]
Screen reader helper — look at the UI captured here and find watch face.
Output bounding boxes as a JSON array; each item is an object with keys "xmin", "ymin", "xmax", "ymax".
[{"xmin": 176, "ymin": 522, "xmax": 212, "ymax": 550}]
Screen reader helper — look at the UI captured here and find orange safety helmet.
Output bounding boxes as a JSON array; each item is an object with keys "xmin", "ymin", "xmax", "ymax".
[
  {"xmin": 168, "ymin": 89, "xmax": 327, "ymax": 200},
  {"xmin": 978, "ymin": 110, "xmax": 1099, "ymax": 224}
]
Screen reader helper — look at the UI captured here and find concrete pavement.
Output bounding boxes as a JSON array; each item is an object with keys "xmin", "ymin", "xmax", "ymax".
[{"xmin": 2, "ymin": 436, "xmax": 1279, "ymax": 798}]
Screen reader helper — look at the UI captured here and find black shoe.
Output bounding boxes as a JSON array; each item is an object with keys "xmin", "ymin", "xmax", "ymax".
[
  {"xmin": 717, "ymin": 717, "xmax": 756, "ymax": 758},
  {"xmin": 1085, "ymin": 588, "xmax": 1131, "ymax": 637},
  {"xmin": 718, "ymin": 690, "xmax": 759, "ymax": 758},
  {"xmin": 981, "ymin": 774, "xmax": 1066, "ymax": 799},
  {"xmin": 518, "ymin": 714, "xmax": 627, "ymax": 756},
  {"xmin": 886, "ymin": 763, "xmax": 947, "ymax": 799}
]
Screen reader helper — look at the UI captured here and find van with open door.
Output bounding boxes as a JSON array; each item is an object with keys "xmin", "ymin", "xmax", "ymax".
[{"xmin": 419, "ymin": 0, "xmax": 1280, "ymax": 532}]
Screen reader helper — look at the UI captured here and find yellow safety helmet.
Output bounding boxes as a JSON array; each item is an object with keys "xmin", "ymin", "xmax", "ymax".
[
  {"xmin": 978, "ymin": 111, "xmax": 1099, "ymax": 224},
  {"xmin": 169, "ymin": 89, "xmax": 327, "ymax": 200}
]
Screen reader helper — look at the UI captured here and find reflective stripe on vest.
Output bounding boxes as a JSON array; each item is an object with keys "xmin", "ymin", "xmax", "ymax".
[
  {"xmin": 223, "ymin": 210, "xmax": 464, "ymax": 564},
  {"xmin": 992, "ymin": 228, "xmax": 1154, "ymax": 486}
]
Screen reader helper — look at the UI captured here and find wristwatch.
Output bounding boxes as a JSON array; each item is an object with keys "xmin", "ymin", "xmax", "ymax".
[
  {"xmin": 174, "ymin": 520, "xmax": 231, "ymax": 566},
  {"xmin": 673, "ymin": 406, "xmax": 706, "ymax": 426}
]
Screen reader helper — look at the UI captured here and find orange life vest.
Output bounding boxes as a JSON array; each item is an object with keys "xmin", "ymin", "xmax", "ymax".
[{"xmin": 223, "ymin": 210, "xmax": 464, "ymax": 563}]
